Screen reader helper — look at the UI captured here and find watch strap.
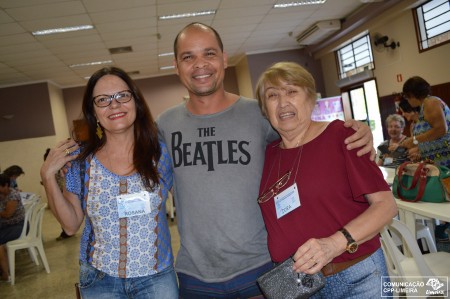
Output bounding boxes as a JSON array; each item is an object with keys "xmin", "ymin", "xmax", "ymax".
[{"xmin": 339, "ymin": 228, "xmax": 355, "ymax": 243}]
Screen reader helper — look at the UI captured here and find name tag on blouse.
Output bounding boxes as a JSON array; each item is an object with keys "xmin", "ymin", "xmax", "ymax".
[
  {"xmin": 275, "ymin": 183, "xmax": 300, "ymax": 219},
  {"xmin": 384, "ymin": 157, "xmax": 393, "ymax": 165},
  {"xmin": 117, "ymin": 191, "xmax": 151, "ymax": 218}
]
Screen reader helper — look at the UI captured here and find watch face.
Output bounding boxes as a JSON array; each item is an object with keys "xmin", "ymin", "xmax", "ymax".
[{"xmin": 348, "ymin": 243, "xmax": 358, "ymax": 253}]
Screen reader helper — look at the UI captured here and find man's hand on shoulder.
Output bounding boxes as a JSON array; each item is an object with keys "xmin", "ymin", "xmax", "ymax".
[{"xmin": 343, "ymin": 120, "xmax": 375, "ymax": 160}]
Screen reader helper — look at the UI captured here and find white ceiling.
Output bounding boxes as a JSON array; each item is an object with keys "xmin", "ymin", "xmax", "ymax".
[{"xmin": 0, "ymin": 0, "xmax": 382, "ymax": 88}]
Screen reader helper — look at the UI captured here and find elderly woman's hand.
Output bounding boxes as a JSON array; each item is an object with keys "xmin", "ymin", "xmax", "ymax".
[
  {"xmin": 292, "ymin": 236, "xmax": 343, "ymax": 275},
  {"xmin": 40, "ymin": 139, "xmax": 79, "ymax": 182}
]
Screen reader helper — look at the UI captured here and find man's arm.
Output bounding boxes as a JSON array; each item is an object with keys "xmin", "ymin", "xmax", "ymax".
[{"xmin": 344, "ymin": 120, "xmax": 375, "ymax": 160}]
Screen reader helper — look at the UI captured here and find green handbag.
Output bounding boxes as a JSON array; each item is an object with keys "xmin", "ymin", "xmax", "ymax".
[{"xmin": 393, "ymin": 162, "xmax": 450, "ymax": 203}]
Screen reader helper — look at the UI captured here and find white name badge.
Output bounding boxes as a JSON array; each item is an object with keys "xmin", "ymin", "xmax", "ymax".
[
  {"xmin": 275, "ymin": 183, "xmax": 300, "ymax": 219},
  {"xmin": 117, "ymin": 191, "xmax": 151, "ymax": 218},
  {"xmin": 384, "ymin": 157, "xmax": 393, "ymax": 165}
]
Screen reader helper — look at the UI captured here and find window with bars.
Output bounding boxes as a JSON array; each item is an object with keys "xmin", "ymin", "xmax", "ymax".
[
  {"xmin": 336, "ymin": 35, "xmax": 374, "ymax": 80},
  {"xmin": 415, "ymin": 0, "xmax": 450, "ymax": 51}
]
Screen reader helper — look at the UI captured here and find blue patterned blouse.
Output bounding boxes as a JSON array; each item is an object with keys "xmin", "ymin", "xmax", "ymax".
[
  {"xmin": 66, "ymin": 141, "xmax": 174, "ymax": 278},
  {"xmin": 413, "ymin": 97, "xmax": 450, "ymax": 167}
]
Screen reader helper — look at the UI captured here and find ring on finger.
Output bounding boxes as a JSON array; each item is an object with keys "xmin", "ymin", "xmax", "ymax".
[{"xmin": 65, "ymin": 148, "xmax": 70, "ymax": 155}]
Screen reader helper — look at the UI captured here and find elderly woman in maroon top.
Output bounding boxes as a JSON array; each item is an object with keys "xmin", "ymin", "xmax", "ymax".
[{"xmin": 255, "ymin": 62, "xmax": 398, "ymax": 298}]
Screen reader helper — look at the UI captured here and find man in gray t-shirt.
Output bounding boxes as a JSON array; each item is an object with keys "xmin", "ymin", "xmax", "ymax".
[{"xmin": 157, "ymin": 22, "xmax": 374, "ymax": 298}]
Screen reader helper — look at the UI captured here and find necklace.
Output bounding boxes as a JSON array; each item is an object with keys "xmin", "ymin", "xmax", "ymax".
[{"xmin": 260, "ymin": 123, "xmax": 312, "ymax": 197}]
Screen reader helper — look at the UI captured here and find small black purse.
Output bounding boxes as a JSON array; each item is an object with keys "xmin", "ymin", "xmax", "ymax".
[{"xmin": 257, "ymin": 257, "xmax": 325, "ymax": 299}]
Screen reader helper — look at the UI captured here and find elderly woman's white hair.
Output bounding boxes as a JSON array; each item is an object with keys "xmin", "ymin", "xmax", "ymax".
[{"xmin": 385, "ymin": 114, "xmax": 405, "ymax": 128}]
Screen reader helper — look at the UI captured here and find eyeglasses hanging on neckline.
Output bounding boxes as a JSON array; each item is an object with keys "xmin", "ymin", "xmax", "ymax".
[{"xmin": 257, "ymin": 171, "xmax": 291, "ymax": 204}]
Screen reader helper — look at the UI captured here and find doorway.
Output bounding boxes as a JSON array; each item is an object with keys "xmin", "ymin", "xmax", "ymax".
[{"xmin": 341, "ymin": 79, "xmax": 384, "ymax": 148}]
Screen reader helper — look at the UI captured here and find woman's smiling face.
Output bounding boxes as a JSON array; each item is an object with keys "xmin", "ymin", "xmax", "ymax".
[
  {"xmin": 264, "ymin": 81, "xmax": 314, "ymax": 137},
  {"xmin": 93, "ymin": 75, "xmax": 136, "ymax": 136}
]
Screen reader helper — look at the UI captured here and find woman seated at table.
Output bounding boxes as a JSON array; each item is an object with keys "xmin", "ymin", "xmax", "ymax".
[
  {"xmin": 255, "ymin": 62, "xmax": 398, "ymax": 298},
  {"xmin": 0, "ymin": 173, "xmax": 25, "ymax": 282},
  {"xmin": 377, "ymin": 114, "xmax": 409, "ymax": 167}
]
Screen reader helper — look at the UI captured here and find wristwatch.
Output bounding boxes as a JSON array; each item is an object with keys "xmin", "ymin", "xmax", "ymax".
[{"xmin": 339, "ymin": 228, "xmax": 358, "ymax": 253}]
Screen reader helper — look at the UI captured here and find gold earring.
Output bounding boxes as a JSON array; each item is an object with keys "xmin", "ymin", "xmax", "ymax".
[{"xmin": 96, "ymin": 122, "xmax": 103, "ymax": 139}]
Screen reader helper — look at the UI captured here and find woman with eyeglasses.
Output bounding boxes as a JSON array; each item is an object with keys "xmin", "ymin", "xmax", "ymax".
[
  {"xmin": 40, "ymin": 67, "xmax": 178, "ymax": 298},
  {"xmin": 255, "ymin": 62, "xmax": 397, "ymax": 298}
]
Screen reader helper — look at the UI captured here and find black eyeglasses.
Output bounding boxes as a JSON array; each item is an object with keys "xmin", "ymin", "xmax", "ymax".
[
  {"xmin": 257, "ymin": 171, "xmax": 291, "ymax": 204},
  {"xmin": 93, "ymin": 90, "xmax": 133, "ymax": 107}
]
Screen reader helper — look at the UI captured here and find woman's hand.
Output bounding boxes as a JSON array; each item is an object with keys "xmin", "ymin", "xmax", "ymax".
[
  {"xmin": 407, "ymin": 146, "xmax": 421, "ymax": 162},
  {"xmin": 292, "ymin": 236, "xmax": 343, "ymax": 275},
  {"xmin": 400, "ymin": 137, "xmax": 414, "ymax": 149},
  {"xmin": 40, "ymin": 138, "xmax": 84, "ymax": 234},
  {"xmin": 388, "ymin": 143, "xmax": 399, "ymax": 152},
  {"xmin": 343, "ymin": 120, "xmax": 375, "ymax": 160},
  {"xmin": 40, "ymin": 139, "xmax": 79, "ymax": 181}
]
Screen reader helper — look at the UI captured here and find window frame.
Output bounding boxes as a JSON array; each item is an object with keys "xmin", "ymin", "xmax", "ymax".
[
  {"xmin": 413, "ymin": 0, "xmax": 450, "ymax": 52},
  {"xmin": 335, "ymin": 34, "xmax": 374, "ymax": 80}
]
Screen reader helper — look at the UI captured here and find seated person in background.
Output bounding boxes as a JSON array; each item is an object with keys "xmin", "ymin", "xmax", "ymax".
[
  {"xmin": 377, "ymin": 114, "xmax": 409, "ymax": 167},
  {"xmin": 2, "ymin": 165, "xmax": 24, "ymax": 191},
  {"xmin": 0, "ymin": 174, "xmax": 25, "ymax": 282}
]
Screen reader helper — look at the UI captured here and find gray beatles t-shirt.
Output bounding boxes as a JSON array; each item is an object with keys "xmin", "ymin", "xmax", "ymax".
[{"xmin": 157, "ymin": 97, "xmax": 278, "ymax": 282}]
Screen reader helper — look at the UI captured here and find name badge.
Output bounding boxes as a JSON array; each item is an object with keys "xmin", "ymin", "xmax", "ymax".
[
  {"xmin": 275, "ymin": 183, "xmax": 300, "ymax": 219},
  {"xmin": 117, "ymin": 191, "xmax": 151, "ymax": 218},
  {"xmin": 384, "ymin": 157, "xmax": 393, "ymax": 165}
]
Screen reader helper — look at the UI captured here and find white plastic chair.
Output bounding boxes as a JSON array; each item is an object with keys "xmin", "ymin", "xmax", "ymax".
[
  {"xmin": 380, "ymin": 218, "xmax": 450, "ymax": 297},
  {"xmin": 392, "ymin": 215, "xmax": 437, "ymax": 253},
  {"xmin": 6, "ymin": 202, "xmax": 50, "ymax": 285}
]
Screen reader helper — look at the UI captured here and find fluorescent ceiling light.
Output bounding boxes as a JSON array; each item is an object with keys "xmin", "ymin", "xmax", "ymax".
[
  {"xmin": 159, "ymin": 10, "xmax": 216, "ymax": 20},
  {"xmin": 160, "ymin": 65, "xmax": 175, "ymax": 70},
  {"xmin": 274, "ymin": 0, "xmax": 326, "ymax": 8},
  {"xmin": 158, "ymin": 52, "xmax": 174, "ymax": 57},
  {"xmin": 32, "ymin": 25, "xmax": 94, "ymax": 36},
  {"xmin": 69, "ymin": 60, "xmax": 112, "ymax": 68}
]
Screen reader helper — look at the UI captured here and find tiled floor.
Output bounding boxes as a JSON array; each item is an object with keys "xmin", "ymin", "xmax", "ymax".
[
  {"xmin": 0, "ymin": 207, "xmax": 180, "ymax": 299},
  {"xmin": 1, "ymin": 206, "xmax": 448, "ymax": 299}
]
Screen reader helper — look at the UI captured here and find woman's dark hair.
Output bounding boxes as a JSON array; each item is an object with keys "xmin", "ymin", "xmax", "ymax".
[
  {"xmin": 402, "ymin": 76, "xmax": 431, "ymax": 100},
  {"xmin": 79, "ymin": 66, "xmax": 161, "ymax": 190},
  {"xmin": 0, "ymin": 174, "xmax": 11, "ymax": 187},
  {"xmin": 3, "ymin": 165, "xmax": 24, "ymax": 177}
]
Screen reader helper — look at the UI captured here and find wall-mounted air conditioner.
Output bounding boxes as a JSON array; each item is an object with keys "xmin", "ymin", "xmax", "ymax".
[{"xmin": 296, "ymin": 20, "xmax": 341, "ymax": 46}]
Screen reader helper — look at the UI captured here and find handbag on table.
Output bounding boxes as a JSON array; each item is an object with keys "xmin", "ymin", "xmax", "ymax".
[
  {"xmin": 257, "ymin": 257, "xmax": 325, "ymax": 299},
  {"xmin": 393, "ymin": 161, "xmax": 450, "ymax": 203}
]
